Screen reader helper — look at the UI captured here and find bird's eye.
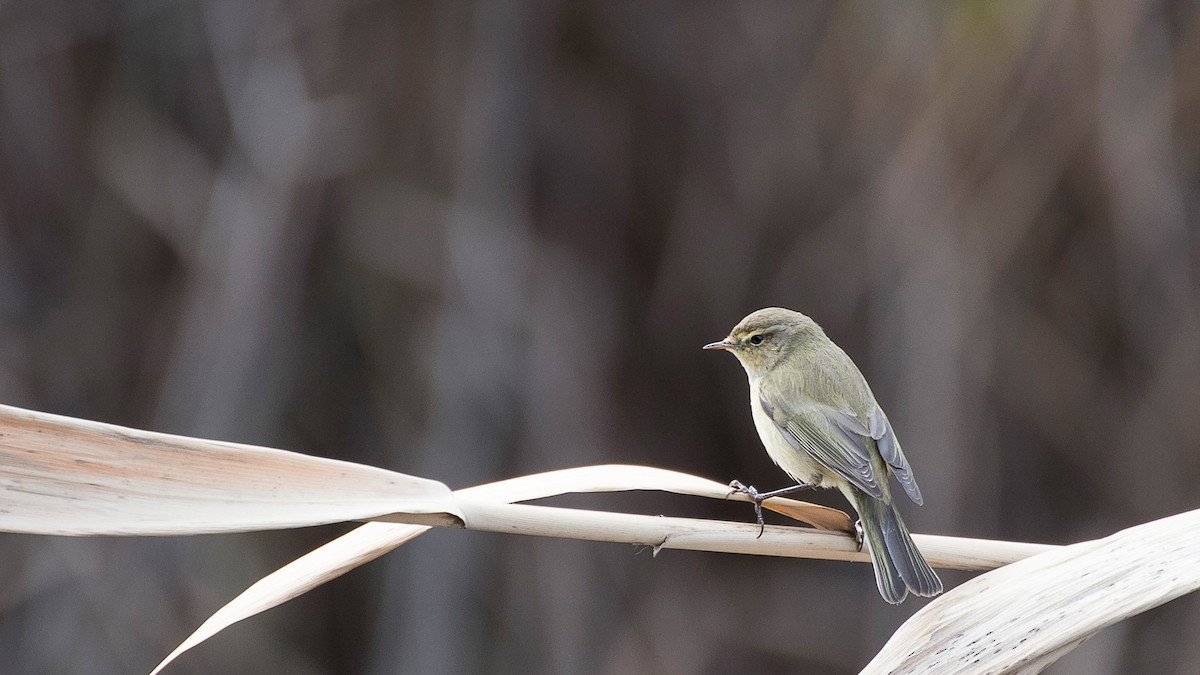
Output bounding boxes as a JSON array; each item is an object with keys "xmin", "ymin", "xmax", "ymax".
[{"xmin": 749, "ymin": 333, "xmax": 764, "ymax": 345}]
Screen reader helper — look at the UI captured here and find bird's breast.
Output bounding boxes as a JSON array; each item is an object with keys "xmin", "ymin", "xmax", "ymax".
[{"xmin": 747, "ymin": 378, "xmax": 831, "ymax": 487}]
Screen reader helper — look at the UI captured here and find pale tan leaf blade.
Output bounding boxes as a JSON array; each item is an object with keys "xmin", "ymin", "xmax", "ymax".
[
  {"xmin": 153, "ymin": 464, "xmax": 857, "ymax": 672},
  {"xmin": 149, "ymin": 522, "xmax": 427, "ymax": 675},
  {"xmin": 0, "ymin": 404, "xmax": 461, "ymax": 535},
  {"xmin": 863, "ymin": 508, "xmax": 1200, "ymax": 673},
  {"xmin": 457, "ymin": 463, "xmax": 854, "ymax": 531}
]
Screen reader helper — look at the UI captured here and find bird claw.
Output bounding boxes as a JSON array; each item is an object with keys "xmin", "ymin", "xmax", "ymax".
[
  {"xmin": 854, "ymin": 519, "xmax": 864, "ymax": 551},
  {"xmin": 728, "ymin": 480, "xmax": 817, "ymax": 538},
  {"xmin": 727, "ymin": 480, "xmax": 768, "ymax": 538}
]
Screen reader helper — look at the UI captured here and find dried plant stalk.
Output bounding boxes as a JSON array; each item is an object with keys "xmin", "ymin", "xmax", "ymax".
[{"xmin": 0, "ymin": 402, "xmax": 1190, "ymax": 675}]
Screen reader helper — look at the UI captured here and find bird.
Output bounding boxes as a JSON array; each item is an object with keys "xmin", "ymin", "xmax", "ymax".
[{"xmin": 704, "ymin": 307, "xmax": 942, "ymax": 603}]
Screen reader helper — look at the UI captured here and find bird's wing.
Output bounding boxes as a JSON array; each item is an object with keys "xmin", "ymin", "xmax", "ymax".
[
  {"xmin": 758, "ymin": 394, "xmax": 884, "ymax": 499},
  {"xmin": 865, "ymin": 406, "xmax": 923, "ymax": 505}
]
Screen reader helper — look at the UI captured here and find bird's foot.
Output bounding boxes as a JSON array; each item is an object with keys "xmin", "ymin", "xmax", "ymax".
[
  {"xmin": 727, "ymin": 480, "xmax": 768, "ymax": 537},
  {"xmin": 854, "ymin": 519, "xmax": 864, "ymax": 551},
  {"xmin": 727, "ymin": 480, "xmax": 813, "ymax": 539}
]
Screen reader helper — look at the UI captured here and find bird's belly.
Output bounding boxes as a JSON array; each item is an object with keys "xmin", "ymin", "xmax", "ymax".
[{"xmin": 748, "ymin": 383, "xmax": 832, "ymax": 488}]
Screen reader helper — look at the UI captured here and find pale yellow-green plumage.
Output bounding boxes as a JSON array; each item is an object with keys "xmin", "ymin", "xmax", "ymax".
[{"xmin": 705, "ymin": 307, "xmax": 942, "ymax": 603}]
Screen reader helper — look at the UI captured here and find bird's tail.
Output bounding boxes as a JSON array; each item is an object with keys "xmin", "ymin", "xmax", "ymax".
[{"xmin": 853, "ymin": 490, "xmax": 943, "ymax": 604}]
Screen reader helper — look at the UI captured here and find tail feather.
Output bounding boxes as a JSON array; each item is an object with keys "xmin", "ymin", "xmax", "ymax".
[{"xmin": 854, "ymin": 490, "xmax": 942, "ymax": 604}]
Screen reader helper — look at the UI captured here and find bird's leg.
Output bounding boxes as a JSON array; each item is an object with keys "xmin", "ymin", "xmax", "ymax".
[
  {"xmin": 854, "ymin": 519, "xmax": 864, "ymax": 551},
  {"xmin": 727, "ymin": 480, "xmax": 813, "ymax": 538}
]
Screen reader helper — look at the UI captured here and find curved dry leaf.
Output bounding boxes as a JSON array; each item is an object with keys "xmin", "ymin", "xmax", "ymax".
[
  {"xmin": 456, "ymin": 463, "xmax": 854, "ymax": 531},
  {"xmin": 150, "ymin": 521, "xmax": 428, "ymax": 675},
  {"xmin": 863, "ymin": 508, "xmax": 1200, "ymax": 673},
  {"xmin": 150, "ymin": 465, "xmax": 847, "ymax": 672},
  {"xmin": 0, "ymin": 404, "xmax": 461, "ymax": 535}
]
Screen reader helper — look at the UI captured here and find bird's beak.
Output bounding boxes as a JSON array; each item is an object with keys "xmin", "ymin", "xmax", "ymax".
[{"xmin": 703, "ymin": 339, "xmax": 734, "ymax": 351}]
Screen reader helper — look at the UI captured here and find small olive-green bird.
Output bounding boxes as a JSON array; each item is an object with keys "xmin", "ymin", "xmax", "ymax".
[{"xmin": 705, "ymin": 307, "xmax": 942, "ymax": 603}]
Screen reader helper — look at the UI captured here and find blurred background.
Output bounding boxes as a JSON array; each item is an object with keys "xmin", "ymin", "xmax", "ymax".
[{"xmin": 1, "ymin": 1, "xmax": 1199, "ymax": 673}]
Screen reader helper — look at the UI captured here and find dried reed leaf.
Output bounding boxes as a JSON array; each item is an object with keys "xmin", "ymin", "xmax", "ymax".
[
  {"xmin": 863, "ymin": 508, "xmax": 1200, "ymax": 673},
  {"xmin": 450, "ymin": 463, "xmax": 855, "ymax": 531},
  {"xmin": 0, "ymin": 404, "xmax": 461, "ymax": 535},
  {"xmin": 149, "ymin": 465, "xmax": 850, "ymax": 672},
  {"xmin": 150, "ymin": 521, "xmax": 429, "ymax": 674}
]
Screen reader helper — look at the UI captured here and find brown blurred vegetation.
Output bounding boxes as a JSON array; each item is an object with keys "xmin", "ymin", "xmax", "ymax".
[{"xmin": 2, "ymin": 1, "xmax": 1200, "ymax": 673}]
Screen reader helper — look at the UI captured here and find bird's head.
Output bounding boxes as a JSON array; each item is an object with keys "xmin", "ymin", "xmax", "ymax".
[{"xmin": 703, "ymin": 307, "xmax": 823, "ymax": 377}]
